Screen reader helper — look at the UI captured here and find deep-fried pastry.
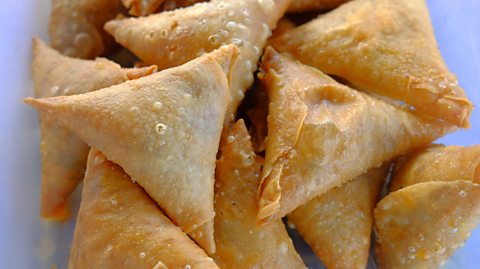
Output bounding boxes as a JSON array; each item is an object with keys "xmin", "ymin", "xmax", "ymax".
[
  {"xmin": 390, "ymin": 144, "xmax": 480, "ymax": 191},
  {"xmin": 213, "ymin": 120, "xmax": 306, "ymax": 268},
  {"xmin": 49, "ymin": 0, "xmax": 122, "ymax": 58},
  {"xmin": 375, "ymin": 180, "xmax": 480, "ymax": 269},
  {"xmin": 26, "ymin": 45, "xmax": 240, "ymax": 253},
  {"xmin": 271, "ymin": 0, "xmax": 472, "ymax": 127},
  {"xmin": 32, "ymin": 38, "xmax": 156, "ymax": 220},
  {"xmin": 288, "ymin": 166, "xmax": 387, "ymax": 269},
  {"xmin": 257, "ymin": 48, "xmax": 452, "ymax": 222},
  {"xmin": 68, "ymin": 149, "xmax": 219, "ymax": 269},
  {"xmin": 105, "ymin": 0, "xmax": 290, "ymax": 121}
]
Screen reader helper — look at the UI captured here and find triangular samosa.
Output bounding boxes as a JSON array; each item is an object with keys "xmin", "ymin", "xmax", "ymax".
[
  {"xmin": 287, "ymin": 0, "xmax": 349, "ymax": 13},
  {"xmin": 49, "ymin": 0, "xmax": 122, "ymax": 58},
  {"xmin": 288, "ymin": 166, "xmax": 387, "ymax": 269},
  {"xmin": 257, "ymin": 48, "xmax": 453, "ymax": 222},
  {"xmin": 390, "ymin": 144, "xmax": 480, "ymax": 191},
  {"xmin": 26, "ymin": 45, "xmax": 240, "ymax": 253},
  {"xmin": 32, "ymin": 38, "xmax": 156, "ymax": 220},
  {"xmin": 270, "ymin": 0, "xmax": 472, "ymax": 127},
  {"xmin": 213, "ymin": 120, "xmax": 306, "ymax": 269},
  {"xmin": 104, "ymin": 0, "xmax": 290, "ymax": 121},
  {"xmin": 69, "ymin": 149, "xmax": 219, "ymax": 269},
  {"xmin": 374, "ymin": 180, "xmax": 480, "ymax": 269}
]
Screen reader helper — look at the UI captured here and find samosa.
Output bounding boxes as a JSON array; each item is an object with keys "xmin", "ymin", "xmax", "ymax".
[
  {"xmin": 270, "ymin": 0, "xmax": 472, "ymax": 127},
  {"xmin": 213, "ymin": 120, "xmax": 306, "ymax": 269},
  {"xmin": 68, "ymin": 149, "xmax": 219, "ymax": 269},
  {"xmin": 257, "ymin": 48, "xmax": 452, "ymax": 222},
  {"xmin": 104, "ymin": 0, "xmax": 290, "ymax": 121},
  {"xmin": 26, "ymin": 45, "xmax": 240, "ymax": 253},
  {"xmin": 390, "ymin": 144, "xmax": 480, "ymax": 191},
  {"xmin": 375, "ymin": 180, "xmax": 480, "ymax": 269},
  {"xmin": 49, "ymin": 0, "xmax": 122, "ymax": 58},
  {"xmin": 288, "ymin": 166, "xmax": 387, "ymax": 269},
  {"xmin": 32, "ymin": 38, "xmax": 156, "ymax": 220}
]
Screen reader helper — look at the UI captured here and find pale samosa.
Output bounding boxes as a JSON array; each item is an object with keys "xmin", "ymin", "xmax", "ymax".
[
  {"xmin": 287, "ymin": 0, "xmax": 349, "ymax": 13},
  {"xmin": 213, "ymin": 120, "xmax": 306, "ymax": 269},
  {"xmin": 288, "ymin": 166, "xmax": 387, "ymax": 269},
  {"xmin": 390, "ymin": 144, "xmax": 480, "ymax": 191},
  {"xmin": 375, "ymin": 180, "xmax": 480, "ymax": 269},
  {"xmin": 69, "ymin": 149, "xmax": 219, "ymax": 269},
  {"xmin": 257, "ymin": 48, "xmax": 452, "ymax": 222},
  {"xmin": 32, "ymin": 38, "xmax": 156, "ymax": 220},
  {"xmin": 26, "ymin": 45, "xmax": 240, "ymax": 253},
  {"xmin": 270, "ymin": 0, "xmax": 472, "ymax": 127},
  {"xmin": 104, "ymin": 0, "xmax": 290, "ymax": 121},
  {"xmin": 49, "ymin": 0, "xmax": 122, "ymax": 58}
]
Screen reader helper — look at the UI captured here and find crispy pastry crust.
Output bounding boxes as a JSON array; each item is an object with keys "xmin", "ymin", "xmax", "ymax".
[
  {"xmin": 68, "ymin": 149, "xmax": 219, "ymax": 269},
  {"xmin": 375, "ymin": 181, "xmax": 480, "ymax": 269},
  {"xmin": 271, "ymin": 0, "xmax": 472, "ymax": 127},
  {"xmin": 26, "ymin": 45, "xmax": 240, "ymax": 253},
  {"xmin": 257, "ymin": 48, "xmax": 453, "ymax": 222}
]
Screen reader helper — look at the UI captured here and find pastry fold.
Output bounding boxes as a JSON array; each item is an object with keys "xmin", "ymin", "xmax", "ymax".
[
  {"xmin": 32, "ymin": 38, "xmax": 156, "ymax": 220},
  {"xmin": 287, "ymin": 0, "xmax": 349, "ymax": 13},
  {"xmin": 49, "ymin": 0, "xmax": 122, "ymax": 58},
  {"xmin": 104, "ymin": 0, "xmax": 290, "ymax": 121},
  {"xmin": 390, "ymin": 144, "xmax": 480, "ymax": 191},
  {"xmin": 213, "ymin": 120, "xmax": 306, "ymax": 269},
  {"xmin": 26, "ymin": 45, "xmax": 240, "ymax": 253},
  {"xmin": 271, "ymin": 0, "xmax": 472, "ymax": 127},
  {"xmin": 257, "ymin": 48, "xmax": 452, "ymax": 222},
  {"xmin": 374, "ymin": 180, "xmax": 480, "ymax": 269},
  {"xmin": 68, "ymin": 149, "xmax": 219, "ymax": 269},
  {"xmin": 288, "ymin": 166, "xmax": 387, "ymax": 269}
]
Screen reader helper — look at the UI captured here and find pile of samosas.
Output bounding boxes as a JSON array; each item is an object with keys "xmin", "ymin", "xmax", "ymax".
[{"xmin": 26, "ymin": 0, "xmax": 480, "ymax": 268}]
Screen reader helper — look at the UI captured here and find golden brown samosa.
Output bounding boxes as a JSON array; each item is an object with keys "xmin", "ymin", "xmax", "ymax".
[
  {"xmin": 26, "ymin": 45, "xmax": 240, "ymax": 253},
  {"xmin": 390, "ymin": 144, "xmax": 480, "ymax": 191},
  {"xmin": 287, "ymin": 0, "xmax": 349, "ymax": 13},
  {"xmin": 32, "ymin": 38, "xmax": 156, "ymax": 220},
  {"xmin": 213, "ymin": 120, "xmax": 306, "ymax": 269},
  {"xmin": 49, "ymin": 0, "xmax": 122, "ymax": 58},
  {"xmin": 288, "ymin": 166, "xmax": 387, "ymax": 269},
  {"xmin": 374, "ymin": 180, "xmax": 480, "ymax": 269},
  {"xmin": 69, "ymin": 149, "xmax": 219, "ymax": 269},
  {"xmin": 121, "ymin": 0, "xmax": 164, "ymax": 16},
  {"xmin": 105, "ymin": 0, "xmax": 290, "ymax": 121},
  {"xmin": 257, "ymin": 48, "xmax": 453, "ymax": 222},
  {"xmin": 271, "ymin": 0, "xmax": 472, "ymax": 127}
]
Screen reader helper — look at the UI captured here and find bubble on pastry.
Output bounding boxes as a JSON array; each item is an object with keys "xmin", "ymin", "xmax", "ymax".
[
  {"xmin": 139, "ymin": 252, "xmax": 146, "ymax": 259},
  {"xmin": 459, "ymin": 190, "xmax": 468, "ymax": 197},
  {"xmin": 184, "ymin": 265, "xmax": 191, "ymax": 269},
  {"xmin": 208, "ymin": 34, "xmax": 220, "ymax": 45},
  {"xmin": 152, "ymin": 101, "xmax": 163, "ymax": 110},
  {"xmin": 154, "ymin": 122, "xmax": 167, "ymax": 135},
  {"xmin": 110, "ymin": 199, "xmax": 118, "ymax": 206},
  {"xmin": 227, "ymin": 135, "xmax": 236, "ymax": 143}
]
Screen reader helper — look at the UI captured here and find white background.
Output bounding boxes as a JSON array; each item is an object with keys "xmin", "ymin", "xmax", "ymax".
[{"xmin": 0, "ymin": 1, "xmax": 479, "ymax": 268}]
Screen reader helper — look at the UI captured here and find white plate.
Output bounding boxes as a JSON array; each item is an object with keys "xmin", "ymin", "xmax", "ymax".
[{"xmin": 1, "ymin": 1, "xmax": 479, "ymax": 268}]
